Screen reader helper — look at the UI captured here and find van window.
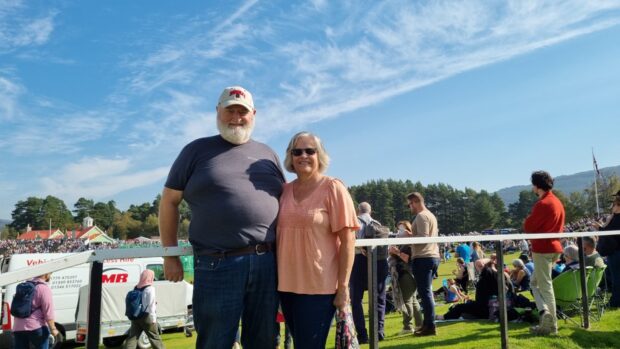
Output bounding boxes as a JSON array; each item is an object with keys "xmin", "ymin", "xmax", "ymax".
[{"xmin": 147, "ymin": 264, "xmax": 164, "ymax": 281}]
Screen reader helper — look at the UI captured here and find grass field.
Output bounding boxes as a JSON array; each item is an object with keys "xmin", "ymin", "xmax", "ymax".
[{"xmin": 97, "ymin": 252, "xmax": 620, "ymax": 349}]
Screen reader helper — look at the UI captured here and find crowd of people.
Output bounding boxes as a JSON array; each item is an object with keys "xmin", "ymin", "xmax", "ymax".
[
  {"xmin": 0, "ymin": 239, "xmax": 91, "ymax": 258},
  {"xmin": 8, "ymin": 85, "xmax": 620, "ymax": 349},
  {"xmin": 0, "ymin": 239, "xmax": 174, "ymax": 260}
]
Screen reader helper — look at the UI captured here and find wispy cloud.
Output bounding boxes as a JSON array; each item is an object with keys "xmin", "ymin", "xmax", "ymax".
[
  {"xmin": 212, "ymin": 0, "xmax": 259, "ymax": 33},
  {"xmin": 0, "ymin": 1, "xmax": 55, "ymax": 52},
  {"xmin": 0, "ymin": 75, "xmax": 23, "ymax": 121},
  {"xmin": 40, "ymin": 157, "xmax": 169, "ymax": 205},
  {"xmin": 3, "ymin": 0, "xmax": 620, "ymax": 215},
  {"xmin": 111, "ymin": 0, "xmax": 620, "ymax": 144},
  {"xmin": 0, "ymin": 108, "xmax": 121, "ymax": 155},
  {"xmin": 253, "ymin": 0, "xmax": 620, "ymax": 136}
]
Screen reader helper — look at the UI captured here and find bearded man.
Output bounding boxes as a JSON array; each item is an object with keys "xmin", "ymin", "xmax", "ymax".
[{"xmin": 160, "ymin": 86, "xmax": 285, "ymax": 349}]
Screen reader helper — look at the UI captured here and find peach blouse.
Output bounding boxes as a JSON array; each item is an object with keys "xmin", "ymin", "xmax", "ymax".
[{"xmin": 277, "ymin": 177, "xmax": 359, "ymax": 294}]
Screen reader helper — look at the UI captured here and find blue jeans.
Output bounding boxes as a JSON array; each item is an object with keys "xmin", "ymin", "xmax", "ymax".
[
  {"xmin": 193, "ymin": 252, "xmax": 278, "ymax": 349},
  {"xmin": 13, "ymin": 326, "xmax": 50, "ymax": 349},
  {"xmin": 608, "ymin": 250, "xmax": 620, "ymax": 307},
  {"xmin": 349, "ymin": 254, "xmax": 388, "ymax": 340},
  {"xmin": 279, "ymin": 292, "xmax": 335, "ymax": 349},
  {"xmin": 412, "ymin": 257, "xmax": 440, "ymax": 328}
]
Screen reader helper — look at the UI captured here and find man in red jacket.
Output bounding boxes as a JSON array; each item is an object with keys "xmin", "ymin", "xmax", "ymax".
[{"xmin": 523, "ymin": 170, "xmax": 565, "ymax": 335}]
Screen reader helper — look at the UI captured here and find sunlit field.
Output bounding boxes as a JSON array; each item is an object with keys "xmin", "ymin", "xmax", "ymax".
[{"xmin": 92, "ymin": 252, "xmax": 620, "ymax": 349}]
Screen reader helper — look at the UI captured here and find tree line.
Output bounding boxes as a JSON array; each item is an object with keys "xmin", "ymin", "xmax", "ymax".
[
  {"xmin": 349, "ymin": 174, "xmax": 619, "ymax": 232},
  {"xmin": 2, "ymin": 174, "xmax": 618, "ymax": 240},
  {"xmin": 1, "ymin": 195, "xmax": 191, "ymax": 240}
]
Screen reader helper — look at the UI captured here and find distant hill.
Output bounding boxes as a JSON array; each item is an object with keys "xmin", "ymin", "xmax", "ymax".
[
  {"xmin": 0, "ymin": 219, "xmax": 10, "ymax": 230},
  {"xmin": 496, "ymin": 165, "xmax": 620, "ymax": 205}
]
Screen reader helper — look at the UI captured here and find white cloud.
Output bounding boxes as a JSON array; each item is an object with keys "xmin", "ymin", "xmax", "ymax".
[
  {"xmin": 0, "ymin": 75, "xmax": 23, "ymax": 120},
  {"xmin": 103, "ymin": 0, "xmax": 620, "ymax": 151},
  {"xmin": 0, "ymin": 1, "xmax": 55, "ymax": 51},
  {"xmin": 11, "ymin": 15, "xmax": 54, "ymax": 46},
  {"xmin": 249, "ymin": 0, "xmax": 620, "ymax": 136},
  {"xmin": 1, "ymin": 109, "xmax": 121, "ymax": 155},
  {"xmin": 212, "ymin": 0, "xmax": 259, "ymax": 34},
  {"xmin": 40, "ymin": 157, "xmax": 169, "ymax": 205}
]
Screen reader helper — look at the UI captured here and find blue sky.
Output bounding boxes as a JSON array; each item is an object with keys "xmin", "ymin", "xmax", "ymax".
[{"xmin": 1, "ymin": 0, "xmax": 620, "ymax": 220}]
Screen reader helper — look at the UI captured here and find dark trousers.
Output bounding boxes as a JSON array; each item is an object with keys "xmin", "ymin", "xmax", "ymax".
[
  {"xmin": 13, "ymin": 326, "xmax": 50, "ymax": 349},
  {"xmin": 349, "ymin": 254, "xmax": 388, "ymax": 340},
  {"xmin": 193, "ymin": 252, "xmax": 278, "ymax": 349},
  {"xmin": 412, "ymin": 257, "xmax": 440, "ymax": 328},
  {"xmin": 443, "ymin": 301, "xmax": 488, "ymax": 320},
  {"xmin": 608, "ymin": 250, "xmax": 620, "ymax": 307},
  {"xmin": 279, "ymin": 292, "xmax": 335, "ymax": 349}
]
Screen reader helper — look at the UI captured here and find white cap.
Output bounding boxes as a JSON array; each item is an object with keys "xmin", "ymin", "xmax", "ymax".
[{"xmin": 217, "ymin": 86, "xmax": 254, "ymax": 111}]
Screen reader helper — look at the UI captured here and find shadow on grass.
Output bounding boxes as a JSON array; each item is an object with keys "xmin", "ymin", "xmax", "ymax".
[
  {"xmin": 567, "ymin": 330, "xmax": 620, "ymax": 348},
  {"xmin": 508, "ymin": 322, "xmax": 620, "ymax": 349},
  {"xmin": 375, "ymin": 324, "xmax": 502, "ymax": 348}
]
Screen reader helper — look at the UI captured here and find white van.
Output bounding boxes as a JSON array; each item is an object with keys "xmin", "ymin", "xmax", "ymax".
[
  {"xmin": 75, "ymin": 281, "xmax": 192, "ymax": 348},
  {"xmin": 0, "ymin": 253, "xmax": 170, "ymax": 348}
]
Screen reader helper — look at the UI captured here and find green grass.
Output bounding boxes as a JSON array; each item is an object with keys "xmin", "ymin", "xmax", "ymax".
[{"xmin": 96, "ymin": 252, "xmax": 620, "ymax": 348}]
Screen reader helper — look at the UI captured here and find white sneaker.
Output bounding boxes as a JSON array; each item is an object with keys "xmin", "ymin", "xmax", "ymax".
[{"xmin": 530, "ymin": 311, "xmax": 557, "ymax": 335}]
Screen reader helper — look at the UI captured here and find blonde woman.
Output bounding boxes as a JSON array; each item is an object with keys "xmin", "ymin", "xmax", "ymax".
[{"xmin": 277, "ymin": 132, "xmax": 359, "ymax": 348}]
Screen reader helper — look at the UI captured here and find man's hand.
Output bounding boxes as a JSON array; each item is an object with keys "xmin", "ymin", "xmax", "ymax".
[
  {"xmin": 50, "ymin": 327, "xmax": 59, "ymax": 338},
  {"xmin": 333, "ymin": 287, "xmax": 350, "ymax": 311},
  {"xmin": 163, "ymin": 256, "xmax": 184, "ymax": 282}
]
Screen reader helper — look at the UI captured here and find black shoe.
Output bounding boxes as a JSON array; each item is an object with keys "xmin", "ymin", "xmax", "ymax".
[
  {"xmin": 378, "ymin": 333, "xmax": 385, "ymax": 341},
  {"xmin": 357, "ymin": 336, "xmax": 369, "ymax": 344},
  {"xmin": 414, "ymin": 326, "xmax": 437, "ymax": 336}
]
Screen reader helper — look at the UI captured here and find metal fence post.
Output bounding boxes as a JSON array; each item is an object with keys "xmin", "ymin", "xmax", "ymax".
[
  {"xmin": 86, "ymin": 261, "xmax": 103, "ymax": 349},
  {"xmin": 367, "ymin": 246, "xmax": 379, "ymax": 348},
  {"xmin": 495, "ymin": 239, "xmax": 509, "ymax": 349},
  {"xmin": 576, "ymin": 237, "xmax": 590, "ymax": 329}
]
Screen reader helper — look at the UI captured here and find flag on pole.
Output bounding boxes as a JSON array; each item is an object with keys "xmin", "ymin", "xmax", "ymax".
[{"xmin": 593, "ymin": 153, "xmax": 601, "ymax": 177}]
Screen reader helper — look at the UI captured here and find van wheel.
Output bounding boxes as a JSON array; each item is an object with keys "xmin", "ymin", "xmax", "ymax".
[
  {"xmin": 103, "ymin": 335, "xmax": 127, "ymax": 348},
  {"xmin": 137, "ymin": 332, "xmax": 152, "ymax": 349}
]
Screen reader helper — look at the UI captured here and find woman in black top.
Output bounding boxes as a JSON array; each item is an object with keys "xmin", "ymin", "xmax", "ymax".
[{"xmin": 596, "ymin": 194, "xmax": 620, "ymax": 307}]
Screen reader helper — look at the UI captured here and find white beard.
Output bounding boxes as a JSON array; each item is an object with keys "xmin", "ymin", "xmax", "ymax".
[{"xmin": 217, "ymin": 119, "xmax": 254, "ymax": 145}]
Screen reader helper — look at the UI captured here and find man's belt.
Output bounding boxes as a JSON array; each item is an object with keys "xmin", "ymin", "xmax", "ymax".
[{"xmin": 194, "ymin": 243, "xmax": 274, "ymax": 258}]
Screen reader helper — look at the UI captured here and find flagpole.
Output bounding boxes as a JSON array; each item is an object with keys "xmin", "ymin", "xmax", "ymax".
[{"xmin": 592, "ymin": 148, "xmax": 601, "ymax": 218}]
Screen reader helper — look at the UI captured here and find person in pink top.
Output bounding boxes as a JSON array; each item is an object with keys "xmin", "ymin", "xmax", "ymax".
[
  {"xmin": 277, "ymin": 131, "xmax": 359, "ymax": 349},
  {"xmin": 12, "ymin": 273, "xmax": 59, "ymax": 349}
]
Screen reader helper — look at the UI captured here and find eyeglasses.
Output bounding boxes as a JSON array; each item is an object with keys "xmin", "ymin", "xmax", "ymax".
[{"xmin": 291, "ymin": 148, "xmax": 317, "ymax": 156}]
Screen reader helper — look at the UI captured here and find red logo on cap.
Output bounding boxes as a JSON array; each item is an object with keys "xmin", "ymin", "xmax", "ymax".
[{"xmin": 229, "ymin": 89, "xmax": 246, "ymax": 99}]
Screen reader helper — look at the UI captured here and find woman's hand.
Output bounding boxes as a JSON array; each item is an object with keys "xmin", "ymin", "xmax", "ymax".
[
  {"xmin": 389, "ymin": 246, "xmax": 400, "ymax": 256},
  {"xmin": 333, "ymin": 287, "xmax": 350, "ymax": 311}
]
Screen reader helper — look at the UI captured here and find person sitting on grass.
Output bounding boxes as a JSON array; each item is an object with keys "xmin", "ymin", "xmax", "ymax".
[
  {"xmin": 434, "ymin": 278, "xmax": 468, "ymax": 303},
  {"xmin": 437, "ymin": 258, "xmax": 509, "ymax": 321},
  {"xmin": 510, "ymin": 259, "xmax": 531, "ymax": 292},
  {"xmin": 453, "ymin": 257, "xmax": 469, "ymax": 294}
]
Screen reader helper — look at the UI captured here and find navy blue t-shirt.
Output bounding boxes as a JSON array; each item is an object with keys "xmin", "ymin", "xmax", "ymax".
[{"xmin": 165, "ymin": 135, "xmax": 285, "ymax": 253}]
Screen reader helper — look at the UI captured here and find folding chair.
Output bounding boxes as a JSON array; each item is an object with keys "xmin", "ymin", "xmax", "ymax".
[
  {"xmin": 586, "ymin": 265, "xmax": 607, "ymax": 321},
  {"xmin": 553, "ymin": 268, "xmax": 590, "ymax": 326}
]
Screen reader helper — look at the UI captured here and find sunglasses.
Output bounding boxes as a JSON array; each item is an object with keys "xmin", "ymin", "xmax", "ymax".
[{"xmin": 291, "ymin": 148, "xmax": 317, "ymax": 156}]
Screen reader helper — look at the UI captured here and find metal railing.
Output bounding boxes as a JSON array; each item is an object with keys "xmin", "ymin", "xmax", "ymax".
[{"xmin": 1, "ymin": 231, "xmax": 618, "ymax": 349}]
